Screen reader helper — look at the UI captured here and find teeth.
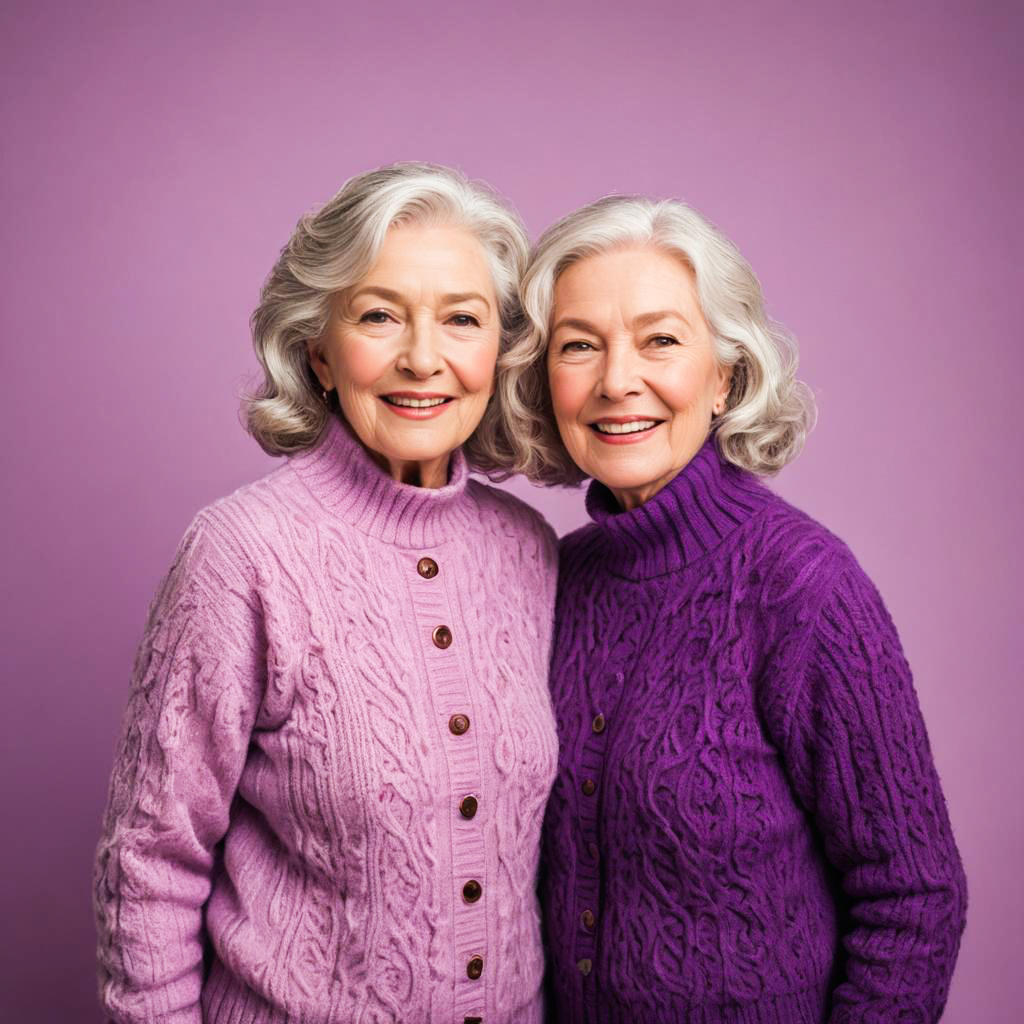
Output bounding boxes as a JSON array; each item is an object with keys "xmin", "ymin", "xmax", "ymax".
[
  {"xmin": 594, "ymin": 420, "xmax": 657, "ymax": 435},
  {"xmin": 386, "ymin": 396, "xmax": 448, "ymax": 408}
]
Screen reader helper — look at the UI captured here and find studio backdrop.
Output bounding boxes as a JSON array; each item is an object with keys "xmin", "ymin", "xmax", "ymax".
[{"xmin": 1, "ymin": 1, "xmax": 1020, "ymax": 1021}]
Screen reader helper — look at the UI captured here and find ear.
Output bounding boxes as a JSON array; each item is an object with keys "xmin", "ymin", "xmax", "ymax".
[
  {"xmin": 714, "ymin": 365, "xmax": 733, "ymax": 412},
  {"xmin": 307, "ymin": 338, "xmax": 332, "ymax": 391}
]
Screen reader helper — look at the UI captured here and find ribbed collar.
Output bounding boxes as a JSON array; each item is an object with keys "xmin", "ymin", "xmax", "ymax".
[
  {"xmin": 288, "ymin": 414, "xmax": 477, "ymax": 548},
  {"xmin": 584, "ymin": 431, "xmax": 773, "ymax": 579}
]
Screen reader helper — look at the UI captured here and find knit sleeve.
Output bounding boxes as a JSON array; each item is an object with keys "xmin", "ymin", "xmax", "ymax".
[
  {"xmin": 780, "ymin": 560, "xmax": 967, "ymax": 1023},
  {"xmin": 93, "ymin": 510, "xmax": 266, "ymax": 1024}
]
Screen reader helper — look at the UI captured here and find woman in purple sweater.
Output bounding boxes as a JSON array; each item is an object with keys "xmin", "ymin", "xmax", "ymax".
[{"xmin": 499, "ymin": 196, "xmax": 968, "ymax": 1022}]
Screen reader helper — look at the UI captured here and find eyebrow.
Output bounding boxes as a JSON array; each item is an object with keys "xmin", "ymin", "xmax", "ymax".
[
  {"xmin": 441, "ymin": 291, "xmax": 492, "ymax": 310},
  {"xmin": 347, "ymin": 286, "xmax": 492, "ymax": 312},
  {"xmin": 347, "ymin": 286, "xmax": 403, "ymax": 304},
  {"xmin": 551, "ymin": 316, "xmax": 601, "ymax": 335},
  {"xmin": 633, "ymin": 309, "xmax": 693, "ymax": 330},
  {"xmin": 552, "ymin": 310, "xmax": 692, "ymax": 334}
]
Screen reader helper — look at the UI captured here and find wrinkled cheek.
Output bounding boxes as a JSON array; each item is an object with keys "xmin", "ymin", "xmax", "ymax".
[
  {"xmin": 336, "ymin": 348, "xmax": 390, "ymax": 391},
  {"xmin": 334, "ymin": 387, "xmax": 378, "ymax": 445},
  {"xmin": 548, "ymin": 369, "xmax": 589, "ymax": 421},
  {"xmin": 451, "ymin": 344, "xmax": 499, "ymax": 395}
]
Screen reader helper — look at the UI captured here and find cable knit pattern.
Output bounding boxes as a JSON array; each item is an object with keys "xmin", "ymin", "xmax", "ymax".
[
  {"xmin": 541, "ymin": 433, "xmax": 967, "ymax": 1023},
  {"xmin": 94, "ymin": 414, "xmax": 559, "ymax": 1024}
]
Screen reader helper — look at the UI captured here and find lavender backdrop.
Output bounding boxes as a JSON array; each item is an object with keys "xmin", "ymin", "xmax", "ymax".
[{"xmin": 2, "ymin": 1, "xmax": 1020, "ymax": 1020}]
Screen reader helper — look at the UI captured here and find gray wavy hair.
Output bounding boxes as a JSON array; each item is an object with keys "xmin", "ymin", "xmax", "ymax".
[
  {"xmin": 243, "ymin": 162, "xmax": 530, "ymax": 466},
  {"xmin": 497, "ymin": 195, "xmax": 817, "ymax": 484}
]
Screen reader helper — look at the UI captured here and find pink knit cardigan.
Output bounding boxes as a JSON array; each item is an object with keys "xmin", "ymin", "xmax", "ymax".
[{"xmin": 94, "ymin": 415, "xmax": 560, "ymax": 1024}]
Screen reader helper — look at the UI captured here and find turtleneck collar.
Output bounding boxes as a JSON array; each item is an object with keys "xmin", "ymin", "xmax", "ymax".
[
  {"xmin": 584, "ymin": 431, "xmax": 773, "ymax": 579},
  {"xmin": 288, "ymin": 413, "xmax": 477, "ymax": 548}
]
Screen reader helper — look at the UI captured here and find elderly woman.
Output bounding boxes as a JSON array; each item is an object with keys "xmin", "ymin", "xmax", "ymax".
[
  {"xmin": 503, "ymin": 197, "xmax": 968, "ymax": 1022},
  {"xmin": 93, "ymin": 163, "xmax": 559, "ymax": 1024}
]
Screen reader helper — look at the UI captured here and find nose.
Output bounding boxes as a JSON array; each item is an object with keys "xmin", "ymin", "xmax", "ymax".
[
  {"xmin": 598, "ymin": 341, "xmax": 643, "ymax": 401},
  {"xmin": 396, "ymin": 314, "xmax": 444, "ymax": 378}
]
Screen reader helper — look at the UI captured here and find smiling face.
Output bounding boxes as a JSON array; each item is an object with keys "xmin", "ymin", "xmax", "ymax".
[
  {"xmin": 309, "ymin": 222, "xmax": 501, "ymax": 487},
  {"xmin": 546, "ymin": 245, "xmax": 731, "ymax": 510}
]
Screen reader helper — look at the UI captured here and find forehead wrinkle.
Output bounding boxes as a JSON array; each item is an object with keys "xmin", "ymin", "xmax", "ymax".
[{"xmin": 345, "ymin": 285, "xmax": 493, "ymax": 309}]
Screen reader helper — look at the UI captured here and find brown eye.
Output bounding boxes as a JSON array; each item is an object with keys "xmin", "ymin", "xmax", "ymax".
[
  {"xmin": 360, "ymin": 310, "xmax": 393, "ymax": 324},
  {"xmin": 449, "ymin": 313, "xmax": 480, "ymax": 328},
  {"xmin": 650, "ymin": 335, "xmax": 680, "ymax": 347}
]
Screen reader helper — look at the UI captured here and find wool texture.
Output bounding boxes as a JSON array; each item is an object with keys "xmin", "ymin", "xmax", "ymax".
[
  {"xmin": 94, "ymin": 414, "xmax": 560, "ymax": 1024},
  {"xmin": 541, "ymin": 432, "xmax": 968, "ymax": 1023}
]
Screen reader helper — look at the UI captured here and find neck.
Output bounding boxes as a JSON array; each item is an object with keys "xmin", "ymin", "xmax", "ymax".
[
  {"xmin": 372, "ymin": 451, "xmax": 451, "ymax": 490},
  {"xmin": 608, "ymin": 472, "xmax": 675, "ymax": 512},
  {"xmin": 585, "ymin": 431, "xmax": 773, "ymax": 578}
]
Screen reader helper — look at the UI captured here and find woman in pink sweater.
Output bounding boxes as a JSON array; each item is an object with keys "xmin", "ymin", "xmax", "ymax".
[{"xmin": 93, "ymin": 163, "xmax": 559, "ymax": 1024}]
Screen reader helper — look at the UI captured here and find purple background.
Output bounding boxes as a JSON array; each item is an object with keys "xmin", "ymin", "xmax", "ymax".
[{"xmin": 2, "ymin": 1, "xmax": 1020, "ymax": 1019}]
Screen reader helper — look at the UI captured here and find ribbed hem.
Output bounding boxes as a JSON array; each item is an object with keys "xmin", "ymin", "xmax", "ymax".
[
  {"xmin": 202, "ymin": 957, "xmax": 286, "ymax": 1024},
  {"xmin": 584, "ymin": 431, "xmax": 772, "ymax": 579},
  {"xmin": 576, "ymin": 985, "xmax": 829, "ymax": 1024},
  {"xmin": 287, "ymin": 414, "xmax": 478, "ymax": 547}
]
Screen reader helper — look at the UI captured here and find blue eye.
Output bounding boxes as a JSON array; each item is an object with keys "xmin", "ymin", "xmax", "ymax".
[
  {"xmin": 651, "ymin": 335, "xmax": 679, "ymax": 347},
  {"xmin": 562, "ymin": 340, "xmax": 594, "ymax": 353},
  {"xmin": 449, "ymin": 313, "xmax": 480, "ymax": 328}
]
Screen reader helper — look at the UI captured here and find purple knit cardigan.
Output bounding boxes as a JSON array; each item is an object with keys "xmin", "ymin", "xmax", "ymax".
[{"xmin": 541, "ymin": 433, "xmax": 967, "ymax": 1023}]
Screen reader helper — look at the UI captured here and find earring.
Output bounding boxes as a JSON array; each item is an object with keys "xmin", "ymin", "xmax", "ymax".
[{"xmin": 322, "ymin": 387, "xmax": 330, "ymax": 403}]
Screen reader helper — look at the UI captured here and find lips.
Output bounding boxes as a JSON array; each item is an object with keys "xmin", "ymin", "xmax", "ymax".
[
  {"xmin": 379, "ymin": 392, "xmax": 455, "ymax": 419},
  {"xmin": 591, "ymin": 419, "xmax": 658, "ymax": 435},
  {"xmin": 382, "ymin": 395, "xmax": 450, "ymax": 409},
  {"xmin": 587, "ymin": 415, "xmax": 664, "ymax": 444}
]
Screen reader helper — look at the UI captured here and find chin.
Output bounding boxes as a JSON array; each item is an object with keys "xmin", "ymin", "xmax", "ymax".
[
  {"xmin": 579, "ymin": 447, "xmax": 659, "ymax": 483},
  {"xmin": 589, "ymin": 464, "xmax": 662, "ymax": 491}
]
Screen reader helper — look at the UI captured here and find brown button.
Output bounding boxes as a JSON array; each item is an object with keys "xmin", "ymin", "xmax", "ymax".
[
  {"xmin": 432, "ymin": 624, "xmax": 453, "ymax": 649},
  {"xmin": 581, "ymin": 778, "xmax": 596, "ymax": 796},
  {"xmin": 462, "ymin": 879, "xmax": 482, "ymax": 903},
  {"xmin": 449, "ymin": 713, "xmax": 470, "ymax": 735},
  {"xmin": 467, "ymin": 955, "xmax": 484, "ymax": 980},
  {"xmin": 581, "ymin": 909, "xmax": 595, "ymax": 930},
  {"xmin": 592, "ymin": 713, "xmax": 606, "ymax": 733},
  {"xmin": 459, "ymin": 794, "xmax": 479, "ymax": 819},
  {"xmin": 577, "ymin": 958, "xmax": 592, "ymax": 976},
  {"xmin": 417, "ymin": 557, "xmax": 439, "ymax": 579}
]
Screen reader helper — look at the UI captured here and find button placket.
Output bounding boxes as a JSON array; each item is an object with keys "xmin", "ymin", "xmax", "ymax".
[
  {"xmin": 572, "ymin": 672, "xmax": 621, "ymax": 988},
  {"xmin": 572, "ymin": 735, "xmax": 603, "ymax": 977},
  {"xmin": 409, "ymin": 550, "xmax": 487, "ymax": 1020}
]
